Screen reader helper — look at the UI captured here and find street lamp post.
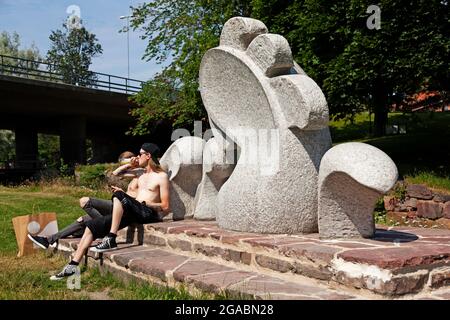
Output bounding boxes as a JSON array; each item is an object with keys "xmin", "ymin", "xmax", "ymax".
[{"xmin": 120, "ymin": 15, "xmax": 131, "ymax": 79}]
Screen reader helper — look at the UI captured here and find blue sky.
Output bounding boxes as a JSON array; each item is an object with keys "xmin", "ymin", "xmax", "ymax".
[{"xmin": 0, "ymin": 0, "xmax": 168, "ymax": 81}]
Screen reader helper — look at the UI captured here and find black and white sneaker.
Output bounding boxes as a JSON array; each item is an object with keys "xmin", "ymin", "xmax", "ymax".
[
  {"xmin": 50, "ymin": 264, "xmax": 78, "ymax": 281},
  {"xmin": 28, "ymin": 234, "xmax": 50, "ymax": 249},
  {"xmin": 91, "ymin": 236, "xmax": 117, "ymax": 253}
]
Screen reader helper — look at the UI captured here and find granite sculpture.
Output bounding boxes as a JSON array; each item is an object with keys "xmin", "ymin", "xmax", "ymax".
[
  {"xmin": 318, "ymin": 142, "xmax": 398, "ymax": 238},
  {"xmin": 195, "ymin": 16, "xmax": 398, "ymax": 237},
  {"xmin": 199, "ymin": 17, "xmax": 332, "ymax": 233},
  {"xmin": 192, "ymin": 135, "xmax": 236, "ymax": 220},
  {"xmin": 160, "ymin": 136, "xmax": 205, "ymax": 220}
]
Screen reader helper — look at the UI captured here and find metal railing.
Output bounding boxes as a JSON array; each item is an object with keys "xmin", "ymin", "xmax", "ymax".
[{"xmin": 0, "ymin": 54, "xmax": 144, "ymax": 94}]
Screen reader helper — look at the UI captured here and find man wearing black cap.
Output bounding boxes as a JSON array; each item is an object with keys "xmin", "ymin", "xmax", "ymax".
[{"xmin": 49, "ymin": 143, "xmax": 170, "ymax": 281}]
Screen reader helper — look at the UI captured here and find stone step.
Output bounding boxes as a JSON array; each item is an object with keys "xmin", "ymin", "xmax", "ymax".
[
  {"xmin": 114, "ymin": 219, "xmax": 450, "ymax": 297},
  {"xmin": 57, "ymin": 238, "xmax": 366, "ymax": 300}
]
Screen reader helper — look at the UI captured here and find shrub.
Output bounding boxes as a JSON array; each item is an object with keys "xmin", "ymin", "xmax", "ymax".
[{"xmin": 75, "ymin": 163, "xmax": 115, "ymax": 189}]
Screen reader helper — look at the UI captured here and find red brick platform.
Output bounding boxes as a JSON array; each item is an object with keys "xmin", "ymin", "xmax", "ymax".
[{"xmin": 57, "ymin": 220, "xmax": 450, "ymax": 300}]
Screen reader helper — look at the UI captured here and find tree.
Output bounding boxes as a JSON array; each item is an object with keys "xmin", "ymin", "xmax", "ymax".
[
  {"xmin": 129, "ymin": 1, "xmax": 448, "ymax": 137},
  {"xmin": 0, "ymin": 31, "xmax": 41, "ymax": 59},
  {"xmin": 46, "ymin": 22, "xmax": 103, "ymax": 86},
  {"xmin": 127, "ymin": 0, "xmax": 252, "ymax": 133},
  {"xmin": 252, "ymin": 0, "xmax": 449, "ymax": 136},
  {"xmin": 0, "ymin": 31, "xmax": 41, "ymax": 75},
  {"xmin": 0, "ymin": 130, "xmax": 15, "ymax": 166}
]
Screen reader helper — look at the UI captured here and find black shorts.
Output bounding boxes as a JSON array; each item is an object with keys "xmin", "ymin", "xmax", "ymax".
[{"xmin": 85, "ymin": 191, "xmax": 163, "ymax": 239}]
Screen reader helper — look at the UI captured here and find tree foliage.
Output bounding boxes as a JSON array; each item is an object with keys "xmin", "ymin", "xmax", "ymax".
[
  {"xmin": 0, "ymin": 31, "xmax": 41, "ymax": 59},
  {"xmin": 252, "ymin": 0, "xmax": 449, "ymax": 135},
  {"xmin": 129, "ymin": 0, "xmax": 449, "ymax": 136},
  {"xmin": 0, "ymin": 130, "xmax": 15, "ymax": 166},
  {"xmin": 46, "ymin": 22, "xmax": 103, "ymax": 86},
  {"xmin": 0, "ymin": 31, "xmax": 41, "ymax": 75},
  {"xmin": 128, "ymin": 0, "xmax": 252, "ymax": 133}
]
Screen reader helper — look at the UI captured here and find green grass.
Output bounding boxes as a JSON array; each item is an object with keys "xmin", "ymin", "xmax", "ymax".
[
  {"xmin": 0, "ymin": 250, "xmax": 216, "ymax": 300},
  {"xmin": 404, "ymin": 171, "xmax": 450, "ymax": 193},
  {"xmin": 330, "ymin": 112, "xmax": 450, "ymax": 186},
  {"xmin": 0, "ymin": 182, "xmax": 110, "ymax": 253},
  {"xmin": 0, "ymin": 182, "xmax": 224, "ymax": 300}
]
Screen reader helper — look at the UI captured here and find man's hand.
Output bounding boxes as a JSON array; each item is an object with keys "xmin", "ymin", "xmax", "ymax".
[
  {"xmin": 111, "ymin": 185, "xmax": 124, "ymax": 193},
  {"xmin": 129, "ymin": 156, "xmax": 139, "ymax": 168}
]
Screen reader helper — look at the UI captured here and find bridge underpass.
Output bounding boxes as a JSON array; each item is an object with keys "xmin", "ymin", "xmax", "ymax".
[{"xmin": 0, "ymin": 67, "xmax": 173, "ymax": 180}]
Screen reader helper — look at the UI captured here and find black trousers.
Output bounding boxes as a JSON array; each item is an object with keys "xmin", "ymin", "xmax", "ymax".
[
  {"xmin": 47, "ymin": 198, "xmax": 112, "ymax": 244},
  {"xmin": 85, "ymin": 191, "xmax": 162, "ymax": 240}
]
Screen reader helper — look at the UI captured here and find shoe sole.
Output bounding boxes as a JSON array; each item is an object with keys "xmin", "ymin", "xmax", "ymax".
[
  {"xmin": 90, "ymin": 247, "xmax": 118, "ymax": 253},
  {"xmin": 27, "ymin": 234, "xmax": 49, "ymax": 250},
  {"xmin": 50, "ymin": 273, "xmax": 75, "ymax": 281}
]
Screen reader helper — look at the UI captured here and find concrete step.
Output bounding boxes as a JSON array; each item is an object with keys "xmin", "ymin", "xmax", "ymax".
[
  {"xmin": 115, "ymin": 219, "xmax": 450, "ymax": 297},
  {"xmin": 57, "ymin": 238, "xmax": 366, "ymax": 300},
  {"xmin": 56, "ymin": 219, "xmax": 450, "ymax": 299}
]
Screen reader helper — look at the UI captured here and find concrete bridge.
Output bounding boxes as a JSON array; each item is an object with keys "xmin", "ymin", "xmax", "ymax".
[{"xmin": 0, "ymin": 55, "xmax": 172, "ymax": 178}]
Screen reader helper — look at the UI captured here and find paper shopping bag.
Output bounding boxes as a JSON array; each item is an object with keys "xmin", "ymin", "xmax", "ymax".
[{"xmin": 12, "ymin": 212, "xmax": 59, "ymax": 257}]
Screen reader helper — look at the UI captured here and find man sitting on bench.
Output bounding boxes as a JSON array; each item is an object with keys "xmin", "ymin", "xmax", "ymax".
[{"xmin": 50, "ymin": 143, "xmax": 170, "ymax": 280}]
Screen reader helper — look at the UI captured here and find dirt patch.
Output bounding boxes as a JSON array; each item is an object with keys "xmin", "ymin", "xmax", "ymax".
[
  {"xmin": 74, "ymin": 288, "xmax": 113, "ymax": 300},
  {"xmin": 86, "ymin": 288, "xmax": 112, "ymax": 300}
]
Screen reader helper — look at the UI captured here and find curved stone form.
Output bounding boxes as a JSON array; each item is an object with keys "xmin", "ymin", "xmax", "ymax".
[
  {"xmin": 318, "ymin": 142, "xmax": 398, "ymax": 239},
  {"xmin": 199, "ymin": 17, "xmax": 331, "ymax": 233},
  {"xmin": 160, "ymin": 136, "xmax": 205, "ymax": 220},
  {"xmin": 220, "ymin": 17, "xmax": 268, "ymax": 51},
  {"xmin": 193, "ymin": 137, "xmax": 236, "ymax": 220}
]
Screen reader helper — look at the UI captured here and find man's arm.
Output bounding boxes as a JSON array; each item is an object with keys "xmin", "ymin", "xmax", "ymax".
[
  {"xmin": 112, "ymin": 163, "xmax": 133, "ymax": 176},
  {"xmin": 112, "ymin": 158, "xmax": 143, "ymax": 178},
  {"xmin": 158, "ymin": 175, "xmax": 170, "ymax": 213}
]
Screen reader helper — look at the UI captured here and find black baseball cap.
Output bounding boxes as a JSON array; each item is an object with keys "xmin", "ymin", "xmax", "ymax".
[{"xmin": 141, "ymin": 143, "xmax": 160, "ymax": 164}]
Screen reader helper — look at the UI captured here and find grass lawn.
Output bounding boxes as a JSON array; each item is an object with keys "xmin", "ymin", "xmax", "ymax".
[
  {"xmin": 1, "ymin": 111, "xmax": 448, "ymax": 299},
  {"xmin": 330, "ymin": 112, "xmax": 450, "ymax": 191},
  {"xmin": 0, "ymin": 183, "xmax": 218, "ymax": 300}
]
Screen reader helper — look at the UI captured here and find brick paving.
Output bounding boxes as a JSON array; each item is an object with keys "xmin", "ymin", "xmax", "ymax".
[{"xmin": 56, "ymin": 219, "xmax": 450, "ymax": 300}]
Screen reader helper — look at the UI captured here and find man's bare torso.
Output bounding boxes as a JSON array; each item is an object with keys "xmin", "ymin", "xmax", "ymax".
[
  {"xmin": 126, "ymin": 178, "xmax": 139, "ymax": 198},
  {"xmin": 135, "ymin": 171, "xmax": 167, "ymax": 205}
]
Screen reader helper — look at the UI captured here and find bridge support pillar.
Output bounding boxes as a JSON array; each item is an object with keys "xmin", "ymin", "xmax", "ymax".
[
  {"xmin": 60, "ymin": 117, "xmax": 86, "ymax": 168},
  {"xmin": 15, "ymin": 125, "xmax": 38, "ymax": 169},
  {"xmin": 90, "ymin": 136, "xmax": 123, "ymax": 164}
]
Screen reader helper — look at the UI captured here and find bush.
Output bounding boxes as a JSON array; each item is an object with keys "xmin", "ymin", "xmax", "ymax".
[{"xmin": 75, "ymin": 163, "xmax": 115, "ymax": 189}]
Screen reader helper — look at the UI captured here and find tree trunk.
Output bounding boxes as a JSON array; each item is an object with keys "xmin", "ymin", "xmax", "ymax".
[
  {"xmin": 374, "ymin": 107, "xmax": 388, "ymax": 137},
  {"xmin": 372, "ymin": 77, "xmax": 389, "ymax": 137}
]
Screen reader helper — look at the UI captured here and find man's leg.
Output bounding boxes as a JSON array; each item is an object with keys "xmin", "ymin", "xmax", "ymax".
[
  {"xmin": 93, "ymin": 192, "xmax": 137, "ymax": 252},
  {"xmin": 72, "ymin": 227, "xmax": 94, "ymax": 263},
  {"xmin": 47, "ymin": 215, "xmax": 91, "ymax": 244},
  {"xmin": 110, "ymin": 197, "xmax": 124, "ymax": 234},
  {"xmin": 91, "ymin": 198, "xmax": 125, "ymax": 252},
  {"xmin": 50, "ymin": 227, "xmax": 94, "ymax": 281},
  {"xmin": 80, "ymin": 197, "xmax": 112, "ymax": 219},
  {"xmin": 29, "ymin": 215, "xmax": 91, "ymax": 249}
]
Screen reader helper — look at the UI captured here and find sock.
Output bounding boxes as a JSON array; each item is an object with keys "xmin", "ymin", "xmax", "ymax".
[
  {"xmin": 69, "ymin": 260, "xmax": 79, "ymax": 266},
  {"xmin": 107, "ymin": 232, "xmax": 117, "ymax": 238}
]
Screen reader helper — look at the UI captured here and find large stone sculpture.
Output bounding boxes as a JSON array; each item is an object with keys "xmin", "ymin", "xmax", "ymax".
[
  {"xmin": 160, "ymin": 136, "xmax": 205, "ymax": 220},
  {"xmin": 141, "ymin": 15, "xmax": 398, "ymax": 239},
  {"xmin": 199, "ymin": 17, "xmax": 332, "ymax": 233},
  {"xmin": 192, "ymin": 135, "xmax": 236, "ymax": 220},
  {"xmin": 318, "ymin": 142, "xmax": 398, "ymax": 238}
]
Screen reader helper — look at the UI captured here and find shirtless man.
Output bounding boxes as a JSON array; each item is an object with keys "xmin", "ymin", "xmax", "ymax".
[
  {"xmin": 50, "ymin": 143, "xmax": 170, "ymax": 280},
  {"xmin": 28, "ymin": 151, "xmax": 143, "ymax": 249}
]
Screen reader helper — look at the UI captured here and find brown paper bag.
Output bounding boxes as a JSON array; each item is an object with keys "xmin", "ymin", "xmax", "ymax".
[{"xmin": 12, "ymin": 212, "xmax": 59, "ymax": 257}]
